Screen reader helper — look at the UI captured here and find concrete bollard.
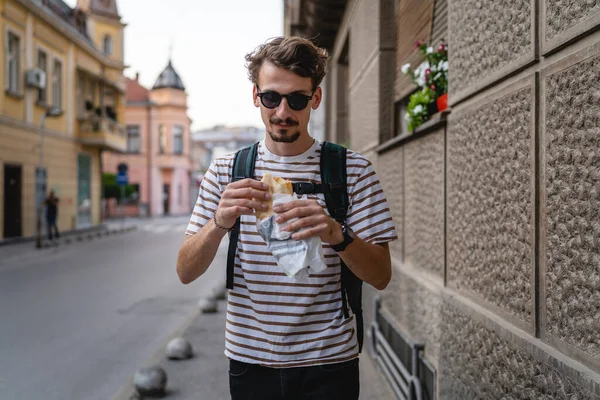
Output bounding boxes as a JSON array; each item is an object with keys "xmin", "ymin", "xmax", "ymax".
[
  {"xmin": 166, "ymin": 337, "xmax": 193, "ymax": 360},
  {"xmin": 198, "ymin": 297, "xmax": 218, "ymax": 314},
  {"xmin": 133, "ymin": 366, "xmax": 167, "ymax": 398},
  {"xmin": 214, "ymin": 286, "xmax": 227, "ymax": 301}
]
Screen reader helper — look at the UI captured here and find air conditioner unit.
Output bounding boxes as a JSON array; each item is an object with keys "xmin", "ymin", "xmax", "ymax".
[{"xmin": 25, "ymin": 68, "xmax": 46, "ymax": 90}]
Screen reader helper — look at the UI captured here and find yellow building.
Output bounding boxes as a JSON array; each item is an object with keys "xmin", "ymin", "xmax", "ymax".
[{"xmin": 0, "ymin": 0, "xmax": 126, "ymax": 240}]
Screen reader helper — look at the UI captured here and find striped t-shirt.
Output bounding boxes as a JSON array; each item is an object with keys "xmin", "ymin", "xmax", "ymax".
[{"xmin": 186, "ymin": 139, "xmax": 397, "ymax": 368}]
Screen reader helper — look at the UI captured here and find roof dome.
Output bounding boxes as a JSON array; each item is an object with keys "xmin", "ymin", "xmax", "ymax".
[{"xmin": 152, "ymin": 60, "xmax": 185, "ymax": 91}]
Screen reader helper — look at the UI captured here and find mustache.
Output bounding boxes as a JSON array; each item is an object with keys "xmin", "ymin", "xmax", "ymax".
[{"xmin": 270, "ymin": 118, "xmax": 298, "ymax": 126}]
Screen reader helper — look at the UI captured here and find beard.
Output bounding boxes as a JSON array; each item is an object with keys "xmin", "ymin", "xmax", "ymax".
[
  {"xmin": 268, "ymin": 130, "xmax": 300, "ymax": 143},
  {"xmin": 268, "ymin": 118, "xmax": 300, "ymax": 143}
]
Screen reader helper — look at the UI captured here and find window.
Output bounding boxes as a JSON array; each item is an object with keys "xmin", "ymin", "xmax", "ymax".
[
  {"xmin": 159, "ymin": 124, "xmax": 166, "ymax": 154},
  {"xmin": 37, "ymin": 50, "xmax": 47, "ymax": 103},
  {"xmin": 173, "ymin": 125, "xmax": 184, "ymax": 155},
  {"xmin": 6, "ymin": 32, "xmax": 20, "ymax": 94},
  {"xmin": 76, "ymin": 73, "xmax": 84, "ymax": 116},
  {"xmin": 127, "ymin": 125, "xmax": 141, "ymax": 153},
  {"xmin": 52, "ymin": 59, "xmax": 62, "ymax": 109},
  {"xmin": 393, "ymin": 95, "xmax": 413, "ymax": 137},
  {"xmin": 86, "ymin": 79, "xmax": 96, "ymax": 111},
  {"xmin": 103, "ymin": 35, "xmax": 113, "ymax": 55}
]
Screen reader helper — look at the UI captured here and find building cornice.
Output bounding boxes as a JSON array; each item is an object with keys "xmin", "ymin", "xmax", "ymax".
[
  {"xmin": 0, "ymin": 114, "xmax": 75, "ymax": 143},
  {"xmin": 20, "ymin": 0, "xmax": 125, "ymax": 70},
  {"xmin": 88, "ymin": 12, "xmax": 127, "ymax": 27}
]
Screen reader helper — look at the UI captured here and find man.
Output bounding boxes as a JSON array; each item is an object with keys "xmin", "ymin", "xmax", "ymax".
[
  {"xmin": 177, "ymin": 36, "xmax": 397, "ymax": 399},
  {"xmin": 45, "ymin": 190, "xmax": 60, "ymax": 240}
]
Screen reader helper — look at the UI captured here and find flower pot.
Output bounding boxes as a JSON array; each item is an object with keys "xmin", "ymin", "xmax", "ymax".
[{"xmin": 436, "ymin": 93, "xmax": 448, "ymax": 112}]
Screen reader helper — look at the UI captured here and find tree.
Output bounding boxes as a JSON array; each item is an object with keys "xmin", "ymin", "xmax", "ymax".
[{"xmin": 102, "ymin": 173, "xmax": 136, "ymax": 201}]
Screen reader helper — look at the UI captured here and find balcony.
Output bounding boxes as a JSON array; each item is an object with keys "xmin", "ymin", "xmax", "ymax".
[{"xmin": 78, "ymin": 115, "xmax": 127, "ymax": 153}]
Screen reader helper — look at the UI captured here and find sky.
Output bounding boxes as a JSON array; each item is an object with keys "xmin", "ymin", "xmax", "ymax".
[{"xmin": 65, "ymin": 0, "xmax": 284, "ymax": 131}]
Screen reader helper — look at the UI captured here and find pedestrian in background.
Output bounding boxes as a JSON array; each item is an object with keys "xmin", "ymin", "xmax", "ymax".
[{"xmin": 45, "ymin": 190, "xmax": 60, "ymax": 240}]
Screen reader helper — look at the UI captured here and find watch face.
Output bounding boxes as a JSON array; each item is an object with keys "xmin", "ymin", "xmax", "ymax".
[
  {"xmin": 343, "ymin": 223, "xmax": 355, "ymax": 239},
  {"xmin": 346, "ymin": 225, "xmax": 355, "ymax": 239}
]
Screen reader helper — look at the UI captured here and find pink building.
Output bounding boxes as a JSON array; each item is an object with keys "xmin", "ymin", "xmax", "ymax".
[{"xmin": 103, "ymin": 60, "xmax": 193, "ymax": 217}]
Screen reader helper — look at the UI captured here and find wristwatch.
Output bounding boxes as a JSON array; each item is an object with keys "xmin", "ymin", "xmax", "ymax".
[{"xmin": 331, "ymin": 222, "xmax": 355, "ymax": 252}]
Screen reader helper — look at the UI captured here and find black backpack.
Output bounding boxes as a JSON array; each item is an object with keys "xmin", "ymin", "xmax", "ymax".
[{"xmin": 225, "ymin": 141, "xmax": 365, "ymax": 353}]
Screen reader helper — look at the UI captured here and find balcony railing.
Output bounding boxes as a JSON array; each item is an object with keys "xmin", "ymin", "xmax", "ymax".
[{"xmin": 78, "ymin": 115, "xmax": 127, "ymax": 153}]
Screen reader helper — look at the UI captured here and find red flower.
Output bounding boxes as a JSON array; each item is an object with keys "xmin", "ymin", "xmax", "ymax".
[
  {"xmin": 425, "ymin": 68, "xmax": 431, "ymax": 77},
  {"xmin": 430, "ymin": 84, "xmax": 436, "ymax": 91},
  {"xmin": 438, "ymin": 43, "xmax": 446, "ymax": 52},
  {"xmin": 414, "ymin": 40, "xmax": 421, "ymax": 49}
]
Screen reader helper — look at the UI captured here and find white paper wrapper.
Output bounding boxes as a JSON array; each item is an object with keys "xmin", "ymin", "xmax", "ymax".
[{"xmin": 256, "ymin": 193, "xmax": 327, "ymax": 278}]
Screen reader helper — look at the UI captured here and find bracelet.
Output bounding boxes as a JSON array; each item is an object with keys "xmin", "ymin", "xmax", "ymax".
[{"xmin": 213, "ymin": 216, "xmax": 233, "ymax": 232}]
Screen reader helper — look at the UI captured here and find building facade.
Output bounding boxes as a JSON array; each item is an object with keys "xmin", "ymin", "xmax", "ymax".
[
  {"xmin": 286, "ymin": 0, "xmax": 600, "ymax": 398},
  {"xmin": 191, "ymin": 125, "xmax": 263, "ymax": 172},
  {"xmin": 0, "ymin": 0, "xmax": 126, "ymax": 241},
  {"xmin": 190, "ymin": 125, "xmax": 262, "ymax": 206},
  {"xmin": 102, "ymin": 61, "xmax": 193, "ymax": 217}
]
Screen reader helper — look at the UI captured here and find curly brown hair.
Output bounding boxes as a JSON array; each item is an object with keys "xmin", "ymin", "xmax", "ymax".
[{"xmin": 245, "ymin": 36, "xmax": 330, "ymax": 92}]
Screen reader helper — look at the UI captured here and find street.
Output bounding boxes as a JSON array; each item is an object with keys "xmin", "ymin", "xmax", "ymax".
[{"xmin": 0, "ymin": 216, "xmax": 225, "ymax": 400}]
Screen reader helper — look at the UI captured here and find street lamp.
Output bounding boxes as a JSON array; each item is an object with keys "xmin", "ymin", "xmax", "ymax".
[{"xmin": 36, "ymin": 107, "xmax": 63, "ymax": 249}]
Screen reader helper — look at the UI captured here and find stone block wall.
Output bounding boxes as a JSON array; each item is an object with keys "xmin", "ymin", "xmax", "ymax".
[
  {"xmin": 447, "ymin": 79, "xmax": 535, "ymax": 330},
  {"xmin": 440, "ymin": 297, "xmax": 600, "ymax": 400},
  {"xmin": 448, "ymin": 0, "xmax": 535, "ymax": 103},
  {"xmin": 541, "ymin": 41, "xmax": 600, "ymax": 371},
  {"xmin": 404, "ymin": 130, "xmax": 445, "ymax": 280},
  {"xmin": 374, "ymin": 0, "xmax": 600, "ymax": 397}
]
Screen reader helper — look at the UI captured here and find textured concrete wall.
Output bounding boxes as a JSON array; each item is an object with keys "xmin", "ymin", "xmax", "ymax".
[
  {"xmin": 447, "ymin": 81, "xmax": 534, "ymax": 327},
  {"xmin": 448, "ymin": 0, "xmax": 534, "ymax": 102},
  {"xmin": 404, "ymin": 130, "xmax": 445, "ymax": 279},
  {"xmin": 543, "ymin": 46, "xmax": 600, "ymax": 363},
  {"xmin": 542, "ymin": 0, "xmax": 600, "ymax": 54},
  {"xmin": 546, "ymin": 0, "xmax": 600, "ymax": 41},
  {"xmin": 382, "ymin": 266, "xmax": 442, "ymax": 365},
  {"xmin": 377, "ymin": 148, "xmax": 403, "ymax": 259},
  {"xmin": 440, "ymin": 300, "xmax": 600, "ymax": 400}
]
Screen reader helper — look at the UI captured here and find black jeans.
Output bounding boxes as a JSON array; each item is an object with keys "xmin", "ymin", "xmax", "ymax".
[
  {"xmin": 229, "ymin": 358, "xmax": 360, "ymax": 400},
  {"xmin": 46, "ymin": 216, "xmax": 59, "ymax": 240}
]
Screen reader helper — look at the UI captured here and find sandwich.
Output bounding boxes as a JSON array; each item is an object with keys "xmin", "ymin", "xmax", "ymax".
[{"xmin": 256, "ymin": 173, "xmax": 293, "ymax": 220}]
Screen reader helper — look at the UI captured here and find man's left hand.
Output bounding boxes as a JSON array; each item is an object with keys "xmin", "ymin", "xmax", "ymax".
[{"xmin": 274, "ymin": 200, "xmax": 343, "ymax": 244}]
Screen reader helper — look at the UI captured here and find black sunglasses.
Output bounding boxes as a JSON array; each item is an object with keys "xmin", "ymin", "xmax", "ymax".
[{"xmin": 256, "ymin": 86, "xmax": 314, "ymax": 111}]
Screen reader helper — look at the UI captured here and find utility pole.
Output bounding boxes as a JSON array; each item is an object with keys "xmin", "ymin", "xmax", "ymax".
[{"xmin": 36, "ymin": 108, "xmax": 62, "ymax": 248}]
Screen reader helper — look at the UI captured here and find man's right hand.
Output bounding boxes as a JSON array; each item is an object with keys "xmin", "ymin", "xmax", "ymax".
[{"xmin": 214, "ymin": 179, "xmax": 271, "ymax": 229}]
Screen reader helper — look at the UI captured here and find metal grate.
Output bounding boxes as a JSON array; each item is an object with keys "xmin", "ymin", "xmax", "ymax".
[{"xmin": 370, "ymin": 297, "xmax": 436, "ymax": 400}]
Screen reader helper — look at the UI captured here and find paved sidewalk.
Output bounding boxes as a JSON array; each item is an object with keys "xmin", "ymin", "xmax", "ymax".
[{"xmin": 113, "ymin": 299, "xmax": 396, "ymax": 400}]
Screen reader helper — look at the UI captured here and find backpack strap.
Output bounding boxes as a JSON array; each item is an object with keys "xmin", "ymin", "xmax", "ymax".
[
  {"xmin": 292, "ymin": 182, "xmax": 344, "ymax": 195},
  {"xmin": 226, "ymin": 142, "xmax": 259, "ymax": 290},
  {"xmin": 320, "ymin": 142, "xmax": 348, "ymax": 222},
  {"xmin": 320, "ymin": 142, "xmax": 364, "ymax": 353}
]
